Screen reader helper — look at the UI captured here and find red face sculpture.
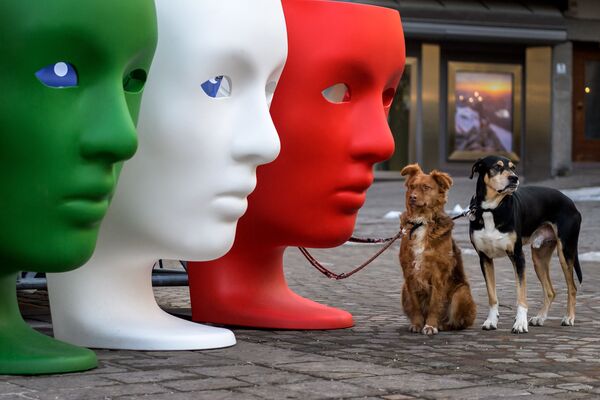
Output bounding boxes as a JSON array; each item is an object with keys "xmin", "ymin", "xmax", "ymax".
[
  {"xmin": 249, "ymin": 0, "xmax": 404, "ymax": 247},
  {"xmin": 188, "ymin": 0, "xmax": 405, "ymax": 329}
]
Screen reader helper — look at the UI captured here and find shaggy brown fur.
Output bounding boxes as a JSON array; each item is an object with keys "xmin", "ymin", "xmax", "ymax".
[{"xmin": 399, "ymin": 164, "xmax": 476, "ymax": 335}]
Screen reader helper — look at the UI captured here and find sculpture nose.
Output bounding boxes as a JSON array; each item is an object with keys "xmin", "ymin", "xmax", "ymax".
[
  {"xmin": 79, "ymin": 88, "xmax": 138, "ymax": 164},
  {"xmin": 230, "ymin": 93, "xmax": 280, "ymax": 166},
  {"xmin": 349, "ymin": 103, "xmax": 395, "ymax": 164}
]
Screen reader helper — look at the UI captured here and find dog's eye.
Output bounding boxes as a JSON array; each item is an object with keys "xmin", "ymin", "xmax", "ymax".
[
  {"xmin": 423, "ymin": 185, "xmax": 431, "ymax": 191},
  {"xmin": 494, "ymin": 165, "xmax": 502, "ymax": 171}
]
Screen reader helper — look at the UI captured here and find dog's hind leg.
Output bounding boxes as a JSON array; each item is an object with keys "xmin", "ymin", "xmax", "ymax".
[
  {"xmin": 508, "ymin": 244, "xmax": 528, "ymax": 334},
  {"xmin": 446, "ymin": 284, "xmax": 476, "ymax": 330},
  {"xmin": 556, "ymin": 213, "xmax": 582, "ymax": 326},
  {"xmin": 479, "ymin": 254, "xmax": 499, "ymax": 330},
  {"xmin": 557, "ymin": 240, "xmax": 578, "ymax": 326},
  {"xmin": 529, "ymin": 239, "xmax": 557, "ymax": 327}
]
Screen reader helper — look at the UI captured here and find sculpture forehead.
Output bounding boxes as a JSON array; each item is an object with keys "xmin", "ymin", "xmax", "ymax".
[
  {"xmin": 283, "ymin": 0, "xmax": 405, "ymax": 77},
  {"xmin": 153, "ymin": 0, "xmax": 286, "ymax": 74},
  {"xmin": 0, "ymin": 0, "xmax": 157, "ymax": 59}
]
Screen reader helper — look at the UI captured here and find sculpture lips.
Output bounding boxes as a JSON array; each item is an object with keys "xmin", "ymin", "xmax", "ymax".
[
  {"xmin": 212, "ymin": 185, "xmax": 254, "ymax": 222},
  {"xmin": 61, "ymin": 196, "xmax": 110, "ymax": 226},
  {"xmin": 212, "ymin": 195, "xmax": 248, "ymax": 222},
  {"xmin": 61, "ymin": 180, "xmax": 114, "ymax": 226},
  {"xmin": 334, "ymin": 180, "xmax": 372, "ymax": 212},
  {"xmin": 336, "ymin": 177, "xmax": 373, "ymax": 195}
]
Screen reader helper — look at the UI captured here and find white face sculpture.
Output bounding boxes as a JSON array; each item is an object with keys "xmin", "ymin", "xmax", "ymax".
[
  {"xmin": 108, "ymin": 0, "xmax": 285, "ymax": 260},
  {"xmin": 45, "ymin": 0, "xmax": 286, "ymax": 351}
]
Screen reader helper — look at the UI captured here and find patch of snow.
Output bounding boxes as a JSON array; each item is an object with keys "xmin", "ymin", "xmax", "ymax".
[
  {"xmin": 560, "ymin": 187, "xmax": 600, "ymax": 202},
  {"xmin": 447, "ymin": 204, "xmax": 467, "ymax": 216},
  {"xmin": 580, "ymin": 252, "xmax": 600, "ymax": 262},
  {"xmin": 384, "ymin": 210, "xmax": 401, "ymax": 219},
  {"xmin": 343, "ymin": 241, "xmax": 372, "ymax": 246},
  {"xmin": 461, "ymin": 248, "xmax": 478, "ymax": 256}
]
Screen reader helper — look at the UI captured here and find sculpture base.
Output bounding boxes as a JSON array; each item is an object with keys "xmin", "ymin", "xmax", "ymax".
[
  {"xmin": 0, "ymin": 319, "xmax": 97, "ymax": 375},
  {"xmin": 0, "ymin": 273, "xmax": 97, "ymax": 375},
  {"xmin": 191, "ymin": 286, "xmax": 354, "ymax": 330}
]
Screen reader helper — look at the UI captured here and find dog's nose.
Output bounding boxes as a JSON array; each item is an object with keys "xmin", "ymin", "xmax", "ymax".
[
  {"xmin": 508, "ymin": 175, "xmax": 518, "ymax": 184},
  {"xmin": 410, "ymin": 194, "xmax": 417, "ymax": 201}
]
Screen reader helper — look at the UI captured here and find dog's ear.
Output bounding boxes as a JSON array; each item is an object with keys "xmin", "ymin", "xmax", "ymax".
[
  {"xmin": 431, "ymin": 170, "xmax": 453, "ymax": 191},
  {"xmin": 470, "ymin": 158, "xmax": 485, "ymax": 179},
  {"xmin": 400, "ymin": 164, "xmax": 422, "ymax": 178}
]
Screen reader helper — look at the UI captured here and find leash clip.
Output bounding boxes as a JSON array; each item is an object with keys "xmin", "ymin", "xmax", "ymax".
[{"xmin": 466, "ymin": 207, "xmax": 477, "ymax": 221}]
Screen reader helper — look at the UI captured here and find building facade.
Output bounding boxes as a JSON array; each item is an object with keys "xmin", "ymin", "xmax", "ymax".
[{"xmin": 355, "ymin": 0, "xmax": 600, "ymax": 180}]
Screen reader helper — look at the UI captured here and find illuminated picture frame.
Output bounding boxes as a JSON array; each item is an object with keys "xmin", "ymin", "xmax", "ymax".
[{"xmin": 448, "ymin": 62, "xmax": 521, "ymax": 161}]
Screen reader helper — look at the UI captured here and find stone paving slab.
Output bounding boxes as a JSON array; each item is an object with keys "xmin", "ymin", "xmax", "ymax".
[{"xmin": 2, "ymin": 165, "xmax": 600, "ymax": 399}]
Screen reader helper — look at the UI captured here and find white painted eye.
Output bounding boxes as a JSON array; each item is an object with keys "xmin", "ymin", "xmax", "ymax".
[
  {"xmin": 53, "ymin": 62, "xmax": 69, "ymax": 77},
  {"xmin": 201, "ymin": 75, "xmax": 232, "ymax": 98},
  {"xmin": 322, "ymin": 83, "xmax": 351, "ymax": 103}
]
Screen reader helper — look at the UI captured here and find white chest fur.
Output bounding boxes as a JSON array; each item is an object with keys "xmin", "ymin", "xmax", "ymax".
[
  {"xmin": 471, "ymin": 212, "xmax": 515, "ymax": 258},
  {"xmin": 409, "ymin": 225, "xmax": 427, "ymax": 271}
]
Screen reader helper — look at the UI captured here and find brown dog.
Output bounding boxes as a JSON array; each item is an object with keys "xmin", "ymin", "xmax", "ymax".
[{"xmin": 399, "ymin": 164, "xmax": 476, "ymax": 335}]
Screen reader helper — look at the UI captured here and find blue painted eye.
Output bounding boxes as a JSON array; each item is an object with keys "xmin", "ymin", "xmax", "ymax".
[
  {"xmin": 35, "ymin": 62, "xmax": 78, "ymax": 88},
  {"xmin": 201, "ymin": 75, "xmax": 231, "ymax": 98}
]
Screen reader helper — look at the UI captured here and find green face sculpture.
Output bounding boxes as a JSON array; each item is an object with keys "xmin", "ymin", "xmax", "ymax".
[
  {"xmin": 0, "ymin": 1, "xmax": 157, "ymax": 271},
  {"xmin": 0, "ymin": 1, "xmax": 157, "ymax": 375}
]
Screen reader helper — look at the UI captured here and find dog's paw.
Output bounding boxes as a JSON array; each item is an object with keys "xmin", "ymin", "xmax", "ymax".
[
  {"xmin": 422, "ymin": 325, "xmax": 438, "ymax": 336},
  {"xmin": 408, "ymin": 324, "xmax": 422, "ymax": 333},
  {"xmin": 561, "ymin": 316, "xmax": 575, "ymax": 326},
  {"xmin": 482, "ymin": 319, "xmax": 498, "ymax": 330},
  {"xmin": 511, "ymin": 323, "xmax": 528, "ymax": 333},
  {"xmin": 482, "ymin": 305, "xmax": 499, "ymax": 331},
  {"xmin": 529, "ymin": 315, "xmax": 545, "ymax": 326},
  {"xmin": 512, "ymin": 306, "xmax": 528, "ymax": 334}
]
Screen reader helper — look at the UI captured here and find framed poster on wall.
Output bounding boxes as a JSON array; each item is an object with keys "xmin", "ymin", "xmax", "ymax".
[{"xmin": 448, "ymin": 62, "xmax": 521, "ymax": 161}]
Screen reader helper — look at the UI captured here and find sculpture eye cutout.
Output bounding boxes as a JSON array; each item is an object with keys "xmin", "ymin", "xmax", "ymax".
[
  {"xmin": 382, "ymin": 88, "xmax": 395, "ymax": 107},
  {"xmin": 322, "ymin": 83, "xmax": 351, "ymax": 104},
  {"xmin": 123, "ymin": 69, "xmax": 148, "ymax": 93},
  {"xmin": 201, "ymin": 75, "xmax": 232, "ymax": 98},
  {"xmin": 35, "ymin": 62, "xmax": 78, "ymax": 88},
  {"xmin": 265, "ymin": 81, "xmax": 277, "ymax": 106}
]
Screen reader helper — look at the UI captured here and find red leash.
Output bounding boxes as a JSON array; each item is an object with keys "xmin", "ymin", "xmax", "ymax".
[
  {"xmin": 299, "ymin": 208, "xmax": 472, "ymax": 280},
  {"xmin": 298, "ymin": 230, "xmax": 402, "ymax": 280}
]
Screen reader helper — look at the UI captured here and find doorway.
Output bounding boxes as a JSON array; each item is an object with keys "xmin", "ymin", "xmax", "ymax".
[{"xmin": 573, "ymin": 45, "xmax": 600, "ymax": 161}]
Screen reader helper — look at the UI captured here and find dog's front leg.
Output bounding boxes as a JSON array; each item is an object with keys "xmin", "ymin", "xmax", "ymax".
[
  {"xmin": 402, "ymin": 283, "xmax": 424, "ymax": 333},
  {"xmin": 423, "ymin": 279, "xmax": 444, "ymax": 336},
  {"xmin": 479, "ymin": 253, "xmax": 499, "ymax": 330},
  {"xmin": 509, "ymin": 245, "xmax": 528, "ymax": 334}
]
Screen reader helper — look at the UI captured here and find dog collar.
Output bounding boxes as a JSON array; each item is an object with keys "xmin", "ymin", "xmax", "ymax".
[{"xmin": 407, "ymin": 221, "xmax": 424, "ymax": 239}]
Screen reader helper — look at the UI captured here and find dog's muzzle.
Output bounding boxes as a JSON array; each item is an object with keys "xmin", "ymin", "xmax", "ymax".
[{"xmin": 498, "ymin": 175, "xmax": 519, "ymax": 193}]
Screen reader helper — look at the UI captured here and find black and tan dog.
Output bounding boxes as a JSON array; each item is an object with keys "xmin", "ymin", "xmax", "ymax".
[{"xmin": 469, "ymin": 155, "xmax": 582, "ymax": 333}]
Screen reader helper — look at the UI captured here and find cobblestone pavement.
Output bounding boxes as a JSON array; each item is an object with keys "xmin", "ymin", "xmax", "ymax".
[{"xmin": 3, "ymin": 164, "xmax": 600, "ymax": 399}]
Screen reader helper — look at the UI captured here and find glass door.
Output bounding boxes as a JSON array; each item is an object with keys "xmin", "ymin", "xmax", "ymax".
[{"xmin": 573, "ymin": 47, "xmax": 600, "ymax": 161}]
